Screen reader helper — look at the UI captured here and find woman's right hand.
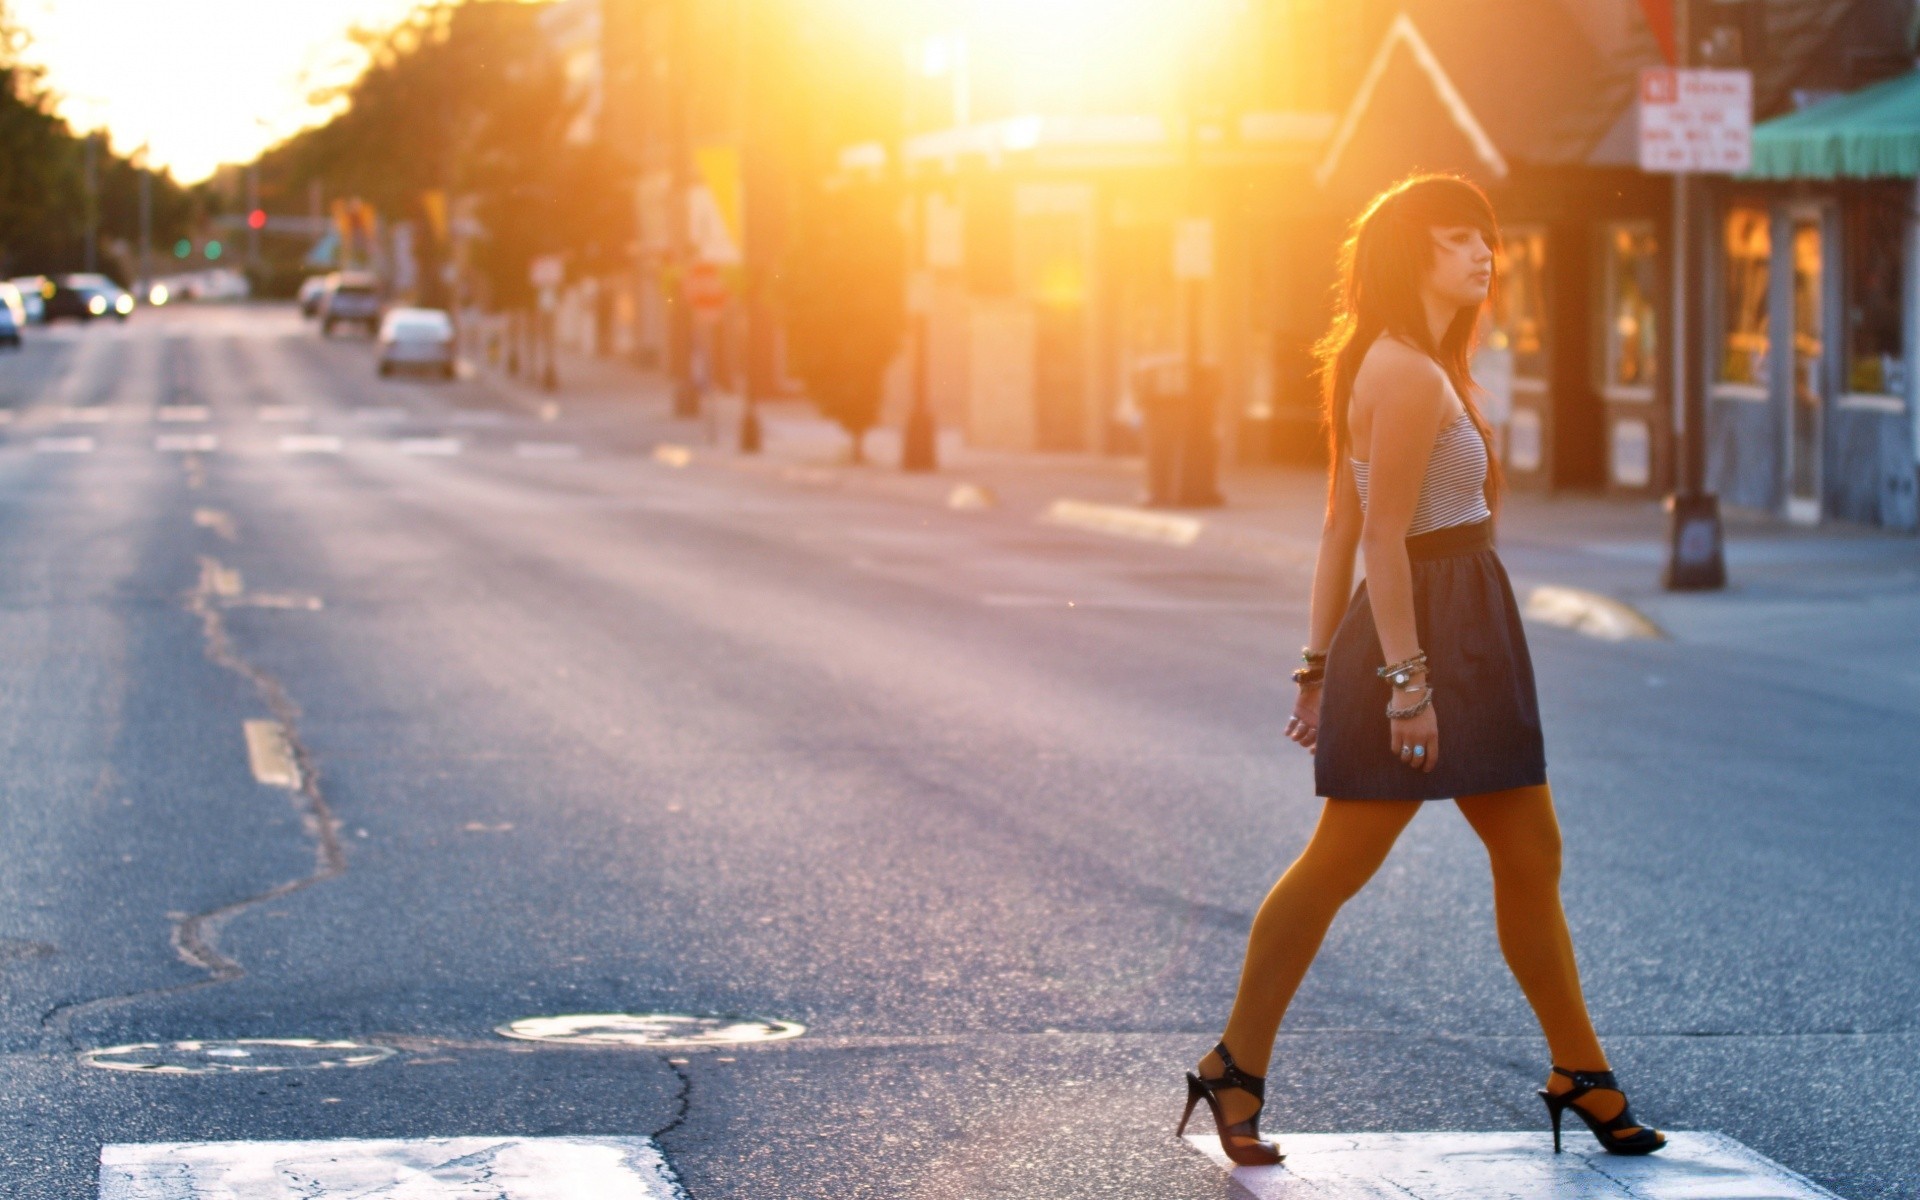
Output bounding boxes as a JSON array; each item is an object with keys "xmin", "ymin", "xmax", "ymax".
[
  {"xmin": 1389, "ymin": 704, "xmax": 1439, "ymax": 774},
  {"xmin": 1285, "ymin": 683, "xmax": 1322, "ymax": 754}
]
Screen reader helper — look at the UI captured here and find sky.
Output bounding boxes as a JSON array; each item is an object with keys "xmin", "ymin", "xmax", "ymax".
[{"xmin": 16, "ymin": 0, "xmax": 428, "ymax": 182}]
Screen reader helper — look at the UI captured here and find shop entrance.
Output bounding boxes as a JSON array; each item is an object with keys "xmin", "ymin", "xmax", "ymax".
[{"xmin": 1786, "ymin": 211, "xmax": 1826, "ymax": 524}]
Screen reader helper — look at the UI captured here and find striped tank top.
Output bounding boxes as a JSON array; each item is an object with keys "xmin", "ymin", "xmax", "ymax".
[{"xmin": 1350, "ymin": 410, "xmax": 1492, "ymax": 536}]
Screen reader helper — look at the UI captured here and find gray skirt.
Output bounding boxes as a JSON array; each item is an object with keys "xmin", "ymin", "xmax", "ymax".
[{"xmin": 1312, "ymin": 518, "xmax": 1548, "ymax": 800}]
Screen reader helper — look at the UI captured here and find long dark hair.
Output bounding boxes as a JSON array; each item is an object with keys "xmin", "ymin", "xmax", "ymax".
[{"xmin": 1315, "ymin": 173, "xmax": 1506, "ymax": 521}]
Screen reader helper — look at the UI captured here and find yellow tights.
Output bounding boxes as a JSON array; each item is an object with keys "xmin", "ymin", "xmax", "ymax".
[{"xmin": 1200, "ymin": 782, "xmax": 1644, "ymax": 1135}]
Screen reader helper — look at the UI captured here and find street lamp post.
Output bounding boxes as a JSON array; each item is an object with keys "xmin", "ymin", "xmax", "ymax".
[
  {"xmin": 1660, "ymin": 0, "xmax": 1728, "ymax": 590},
  {"xmin": 1171, "ymin": 32, "xmax": 1223, "ymax": 508}
]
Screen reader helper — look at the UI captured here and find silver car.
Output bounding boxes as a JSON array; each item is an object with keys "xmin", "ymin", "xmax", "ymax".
[{"xmin": 376, "ymin": 308, "xmax": 456, "ymax": 379}]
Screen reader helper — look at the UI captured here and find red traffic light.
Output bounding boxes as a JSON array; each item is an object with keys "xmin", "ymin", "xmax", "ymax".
[{"xmin": 247, "ymin": 209, "xmax": 267, "ymax": 230}]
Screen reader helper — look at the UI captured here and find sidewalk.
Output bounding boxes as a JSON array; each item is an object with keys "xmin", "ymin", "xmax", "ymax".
[{"xmin": 469, "ymin": 344, "xmax": 1920, "ymax": 676}]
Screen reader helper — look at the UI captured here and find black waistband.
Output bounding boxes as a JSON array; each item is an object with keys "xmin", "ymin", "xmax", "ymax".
[{"xmin": 1405, "ymin": 518, "xmax": 1493, "ymax": 561}]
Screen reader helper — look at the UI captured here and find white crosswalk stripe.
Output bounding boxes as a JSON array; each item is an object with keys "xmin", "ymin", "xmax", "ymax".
[
  {"xmin": 279, "ymin": 434, "xmax": 344, "ymax": 454},
  {"xmin": 156, "ymin": 434, "xmax": 219, "ymax": 452},
  {"xmin": 35, "ymin": 436, "xmax": 96, "ymax": 453},
  {"xmin": 1182, "ymin": 1131, "xmax": 1841, "ymax": 1199},
  {"xmin": 99, "ymin": 1136, "xmax": 684, "ymax": 1199}
]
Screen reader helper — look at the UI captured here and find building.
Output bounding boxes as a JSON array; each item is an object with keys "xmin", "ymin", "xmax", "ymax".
[{"xmin": 864, "ymin": 0, "xmax": 1918, "ymax": 532}]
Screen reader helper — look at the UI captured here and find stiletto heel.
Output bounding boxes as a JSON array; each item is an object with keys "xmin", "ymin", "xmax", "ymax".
[
  {"xmin": 1536, "ymin": 1066, "xmax": 1667, "ymax": 1155},
  {"xmin": 1176, "ymin": 1041, "xmax": 1284, "ymax": 1166}
]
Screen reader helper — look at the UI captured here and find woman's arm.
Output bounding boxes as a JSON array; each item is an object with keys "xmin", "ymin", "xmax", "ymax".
[
  {"xmin": 1350, "ymin": 343, "xmax": 1453, "ymax": 772},
  {"xmin": 1352, "ymin": 343, "xmax": 1452, "ymax": 666},
  {"xmin": 1284, "ymin": 456, "xmax": 1362, "ymax": 752}
]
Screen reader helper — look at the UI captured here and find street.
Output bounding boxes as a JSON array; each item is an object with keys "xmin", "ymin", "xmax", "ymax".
[{"xmin": 0, "ymin": 305, "xmax": 1914, "ymax": 1199}]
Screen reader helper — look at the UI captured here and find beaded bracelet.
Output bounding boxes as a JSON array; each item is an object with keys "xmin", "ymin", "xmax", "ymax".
[
  {"xmin": 1291, "ymin": 665, "xmax": 1325, "ymax": 686},
  {"xmin": 1301, "ymin": 646, "xmax": 1328, "ymax": 664}
]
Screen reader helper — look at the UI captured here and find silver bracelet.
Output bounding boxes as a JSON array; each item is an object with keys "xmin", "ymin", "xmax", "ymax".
[{"xmin": 1386, "ymin": 686, "xmax": 1435, "ymax": 720}]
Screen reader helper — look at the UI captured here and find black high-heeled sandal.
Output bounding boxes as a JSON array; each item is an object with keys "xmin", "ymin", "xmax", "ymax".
[
  {"xmin": 1176, "ymin": 1040, "xmax": 1284, "ymax": 1166},
  {"xmin": 1537, "ymin": 1065, "xmax": 1668, "ymax": 1155}
]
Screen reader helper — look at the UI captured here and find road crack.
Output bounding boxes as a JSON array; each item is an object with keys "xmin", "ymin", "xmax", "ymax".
[{"xmin": 41, "ymin": 552, "xmax": 346, "ymax": 1041}]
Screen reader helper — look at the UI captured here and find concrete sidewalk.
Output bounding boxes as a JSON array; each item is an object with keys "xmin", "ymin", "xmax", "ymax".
[{"xmin": 470, "ymin": 347, "xmax": 1920, "ymax": 684}]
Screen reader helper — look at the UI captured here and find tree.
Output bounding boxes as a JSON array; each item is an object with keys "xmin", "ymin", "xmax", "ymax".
[
  {"xmin": 782, "ymin": 177, "xmax": 905, "ymax": 463},
  {"xmin": 0, "ymin": 3, "xmax": 187, "ymax": 277}
]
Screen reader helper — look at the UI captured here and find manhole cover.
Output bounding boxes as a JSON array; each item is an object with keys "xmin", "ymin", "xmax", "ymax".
[
  {"xmin": 81, "ymin": 1038, "xmax": 397, "ymax": 1075},
  {"xmin": 496, "ymin": 1013, "xmax": 804, "ymax": 1048}
]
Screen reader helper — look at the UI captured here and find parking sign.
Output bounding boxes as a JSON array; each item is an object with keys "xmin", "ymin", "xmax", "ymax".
[{"xmin": 1639, "ymin": 68, "xmax": 1752, "ymax": 173}]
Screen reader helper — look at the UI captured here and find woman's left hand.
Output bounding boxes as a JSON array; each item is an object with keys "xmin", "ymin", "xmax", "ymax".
[{"xmin": 1285, "ymin": 683, "xmax": 1322, "ymax": 754}]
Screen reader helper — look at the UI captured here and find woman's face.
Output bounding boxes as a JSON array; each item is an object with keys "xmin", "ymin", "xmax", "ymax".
[{"xmin": 1425, "ymin": 224, "xmax": 1495, "ymax": 310}]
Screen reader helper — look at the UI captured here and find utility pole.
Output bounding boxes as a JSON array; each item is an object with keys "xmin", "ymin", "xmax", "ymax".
[
  {"xmin": 899, "ymin": 34, "xmax": 937, "ymax": 472},
  {"xmin": 137, "ymin": 146, "xmax": 152, "ymax": 298},
  {"xmin": 734, "ymin": 0, "xmax": 762, "ymax": 454},
  {"xmin": 246, "ymin": 163, "xmax": 262, "ymax": 271},
  {"xmin": 83, "ymin": 132, "xmax": 100, "ymax": 274},
  {"xmin": 1172, "ymin": 37, "xmax": 1222, "ymax": 507},
  {"xmin": 1660, "ymin": 0, "xmax": 1727, "ymax": 589}
]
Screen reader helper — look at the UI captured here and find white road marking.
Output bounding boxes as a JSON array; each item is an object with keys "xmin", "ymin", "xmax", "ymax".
[
  {"xmin": 947, "ymin": 482, "xmax": 997, "ymax": 510},
  {"xmin": 497, "ymin": 1012, "xmax": 804, "ymax": 1047},
  {"xmin": 59, "ymin": 407, "xmax": 113, "ymax": 424},
  {"xmin": 233, "ymin": 593, "xmax": 324, "ymax": 611},
  {"xmin": 202, "ymin": 561, "xmax": 243, "ymax": 598},
  {"xmin": 516, "ymin": 441, "xmax": 582, "ymax": 460},
  {"xmin": 157, "ymin": 405, "xmax": 210, "ymax": 422},
  {"xmin": 82, "ymin": 1039, "xmax": 394, "ymax": 1075},
  {"xmin": 35, "ymin": 436, "xmax": 95, "ymax": 454},
  {"xmin": 397, "ymin": 437, "xmax": 462, "ymax": 456},
  {"xmin": 981, "ymin": 594, "xmax": 1285, "ymax": 612},
  {"xmin": 278, "ymin": 434, "xmax": 343, "ymax": 454},
  {"xmin": 1044, "ymin": 498, "xmax": 1203, "ymax": 546},
  {"xmin": 257, "ymin": 405, "xmax": 312, "ymax": 423},
  {"xmin": 99, "ymin": 1136, "xmax": 682, "ymax": 1200},
  {"xmin": 1182, "ymin": 1130, "xmax": 1839, "ymax": 1199},
  {"xmin": 192, "ymin": 509, "xmax": 237, "ymax": 541},
  {"xmin": 242, "ymin": 720, "xmax": 301, "ymax": 789},
  {"xmin": 652, "ymin": 443, "xmax": 693, "ymax": 467},
  {"xmin": 1524, "ymin": 585, "xmax": 1666, "ymax": 641},
  {"xmin": 157, "ymin": 434, "xmax": 219, "ymax": 453}
]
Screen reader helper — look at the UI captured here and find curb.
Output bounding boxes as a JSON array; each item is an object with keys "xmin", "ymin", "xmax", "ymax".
[{"xmin": 1521, "ymin": 585, "xmax": 1667, "ymax": 641}]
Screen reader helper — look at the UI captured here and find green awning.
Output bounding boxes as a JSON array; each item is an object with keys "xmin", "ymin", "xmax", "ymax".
[{"xmin": 1747, "ymin": 69, "xmax": 1920, "ymax": 179}]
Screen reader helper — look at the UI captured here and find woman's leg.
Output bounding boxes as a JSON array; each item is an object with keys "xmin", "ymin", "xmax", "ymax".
[
  {"xmin": 1454, "ymin": 780, "xmax": 1644, "ymax": 1133},
  {"xmin": 1203, "ymin": 797, "xmax": 1422, "ymax": 1121}
]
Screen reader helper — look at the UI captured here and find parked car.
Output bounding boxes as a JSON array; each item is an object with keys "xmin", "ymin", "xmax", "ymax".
[
  {"xmin": 376, "ymin": 308, "xmax": 456, "ymax": 379},
  {"xmin": 297, "ymin": 274, "xmax": 329, "ymax": 318},
  {"xmin": 0, "ymin": 286, "xmax": 20, "ymax": 350},
  {"xmin": 0, "ymin": 281, "xmax": 26, "ymax": 343},
  {"xmin": 319, "ymin": 272, "xmax": 382, "ymax": 336},
  {"xmin": 8, "ymin": 277, "xmax": 46, "ymax": 323}
]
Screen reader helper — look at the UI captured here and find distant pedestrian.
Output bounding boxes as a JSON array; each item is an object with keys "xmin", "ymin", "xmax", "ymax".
[{"xmin": 1178, "ymin": 173, "xmax": 1667, "ymax": 1164}]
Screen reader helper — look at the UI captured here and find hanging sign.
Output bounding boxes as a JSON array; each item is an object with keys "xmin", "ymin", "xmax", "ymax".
[{"xmin": 1638, "ymin": 68, "xmax": 1752, "ymax": 173}]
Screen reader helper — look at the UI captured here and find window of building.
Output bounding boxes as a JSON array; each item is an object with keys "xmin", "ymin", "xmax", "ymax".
[
  {"xmin": 1493, "ymin": 227, "xmax": 1548, "ymax": 381},
  {"xmin": 1845, "ymin": 194, "xmax": 1906, "ymax": 398},
  {"xmin": 1603, "ymin": 223, "xmax": 1660, "ymax": 394},
  {"xmin": 1719, "ymin": 205, "xmax": 1771, "ymax": 387}
]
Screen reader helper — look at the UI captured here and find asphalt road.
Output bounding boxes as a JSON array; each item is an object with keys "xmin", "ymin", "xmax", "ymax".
[{"xmin": 0, "ymin": 306, "xmax": 1913, "ymax": 1198}]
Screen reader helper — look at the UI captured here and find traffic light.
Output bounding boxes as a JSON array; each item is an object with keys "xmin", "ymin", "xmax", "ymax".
[
  {"xmin": 247, "ymin": 209, "xmax": 266, "ymax": 230},
  {"xmin": 174, "ymin": 238, "xmax": 191, "ymax": 259},
  {"xmin": 205, "ymin": 241, "xmax": 223, "ymax": 261}
]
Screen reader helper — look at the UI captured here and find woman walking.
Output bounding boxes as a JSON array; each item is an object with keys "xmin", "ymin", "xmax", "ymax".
[{"xmin": 1177, "ymin": 174, "xmax": 1666, "ymax": 1164}]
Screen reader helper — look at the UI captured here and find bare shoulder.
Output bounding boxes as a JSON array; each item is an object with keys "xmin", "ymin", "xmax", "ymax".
[{"xmin": 1353, "ymin": 336, "xmax": 1450, "ymax": 421}]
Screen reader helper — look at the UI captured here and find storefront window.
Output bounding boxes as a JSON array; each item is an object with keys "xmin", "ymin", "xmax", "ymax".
[
  {"xmin": 1604, "ymin": 224, "xmax": 1659, "ymax": 391},
  {"xmin": 1719, "ymin": 206, "xmax": 1770, "ymax": 386},
  {"xmin": 1845, "ymin": 194, "xmax": 1907, "ymax": 397},
  {"xmin": 1493, "ymin": 228, "xmax": 1548, "ymax": 380}
]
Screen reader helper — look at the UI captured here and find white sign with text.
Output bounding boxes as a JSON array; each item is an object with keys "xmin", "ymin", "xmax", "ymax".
[{"xmin": 1639, "ymin": 68, "xmax": 1752, "ymax": 173}]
